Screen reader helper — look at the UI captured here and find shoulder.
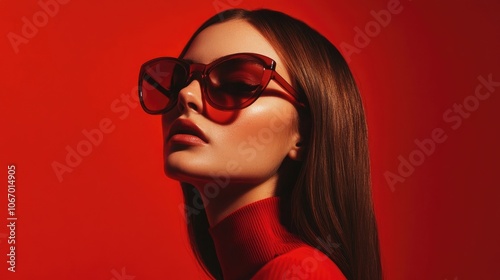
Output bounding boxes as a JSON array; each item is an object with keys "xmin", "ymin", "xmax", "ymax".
[{"xmin": 251, "ymin": 246, "xmax": 346, "ymax": 280}]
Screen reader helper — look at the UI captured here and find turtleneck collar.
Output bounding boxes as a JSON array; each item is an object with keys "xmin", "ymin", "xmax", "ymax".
[{"xmin": 208, "ymin": 196, "xmax": 305, "ymax": 280}]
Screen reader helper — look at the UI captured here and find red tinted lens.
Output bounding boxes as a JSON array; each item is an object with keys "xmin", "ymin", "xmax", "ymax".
[
  {"xmin": 207, "ymin": 57, "xmax": 265, "ymax": 109},
  {"xmin": 140, "ymin": 59, "xmax": 187, "ymax": 113}
]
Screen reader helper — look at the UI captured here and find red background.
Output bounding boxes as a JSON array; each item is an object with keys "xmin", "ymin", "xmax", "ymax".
[{"xmin": 1, "ymin": 0, "xmax": 499, "ymax": 279}]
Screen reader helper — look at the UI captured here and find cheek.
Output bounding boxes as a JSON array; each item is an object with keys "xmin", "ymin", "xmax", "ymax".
[{"xmin": 214, "ymin": 103, "xmax": 298, "ymax": 173}]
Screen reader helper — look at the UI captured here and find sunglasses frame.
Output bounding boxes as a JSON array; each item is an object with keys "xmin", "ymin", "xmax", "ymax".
[{"xmin": 138, "ymin": 52, "xmax": 305, "ymax": 114}]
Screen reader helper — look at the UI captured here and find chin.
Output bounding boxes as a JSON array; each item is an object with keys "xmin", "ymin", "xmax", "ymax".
[{"xmin": 163, "ymin": 161, "xmax": 210, "ymax": 186}]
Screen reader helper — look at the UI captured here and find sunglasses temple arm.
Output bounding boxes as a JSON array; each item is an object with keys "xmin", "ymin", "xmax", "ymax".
[
  {"xmin": 271, "ymin": 73, "xmax": 304, "ymax": 107},
  {"xmin": 143, "ymin": 73, "xmax": 171, "ymax": 98}
]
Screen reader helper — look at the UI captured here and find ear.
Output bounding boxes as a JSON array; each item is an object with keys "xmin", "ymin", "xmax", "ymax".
[
  {"xmin": 288, "ymin": 113, "xmax": 309, "ymax": 161},
  {"xmin": 287, "ymin": 135, "xmax": 306, "ymax": 161}
]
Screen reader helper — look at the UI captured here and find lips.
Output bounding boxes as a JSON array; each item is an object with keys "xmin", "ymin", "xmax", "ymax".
[{"xmin": 167, "ymin": 119, "xmax": 209, "ymax": 144}]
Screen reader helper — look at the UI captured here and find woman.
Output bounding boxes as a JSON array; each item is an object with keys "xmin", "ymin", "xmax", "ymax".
[{"xmin": 138, "ymin": 8, "xmax": 382, "ymax": 280}]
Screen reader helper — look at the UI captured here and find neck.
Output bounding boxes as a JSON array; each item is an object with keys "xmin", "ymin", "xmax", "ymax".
[{"xmin": 193, "ymin": 175, "xmax": 279, "ymax": 227}]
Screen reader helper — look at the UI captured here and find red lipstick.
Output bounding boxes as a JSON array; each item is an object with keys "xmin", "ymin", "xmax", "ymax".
[{"xmin": 167, "ymin": 119, "xmax": 208, "ymax": 146}]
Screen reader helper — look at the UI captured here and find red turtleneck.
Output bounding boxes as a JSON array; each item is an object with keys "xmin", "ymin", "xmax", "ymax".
[{"xmin": 208, "ymin": 196, "xmax": 346, "ymax": 280}]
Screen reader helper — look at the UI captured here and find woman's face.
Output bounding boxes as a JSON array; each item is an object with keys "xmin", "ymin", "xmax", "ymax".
[{"xmin": 162, "ymin": 19, "xmax": 302, "ymax": 188}]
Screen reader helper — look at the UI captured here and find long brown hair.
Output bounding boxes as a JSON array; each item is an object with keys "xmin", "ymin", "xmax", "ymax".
[{"xmin": 178, "ymin": 9, "xmax": 382, "ymax": 280}]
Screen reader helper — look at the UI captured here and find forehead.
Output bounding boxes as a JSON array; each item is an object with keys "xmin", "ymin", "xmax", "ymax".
[{"xmin": 183, "ymin": 20, "xmax": 286, "ymax": 74}]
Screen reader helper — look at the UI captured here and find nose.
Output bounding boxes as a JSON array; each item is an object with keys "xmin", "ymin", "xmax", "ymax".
[{"xmin": 176, "ymin": 79, "xmax": 203, "ymax": 114}]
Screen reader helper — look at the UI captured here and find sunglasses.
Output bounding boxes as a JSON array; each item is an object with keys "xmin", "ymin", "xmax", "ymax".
[{"xmin": 138, "ymin": 53, "xmax": 305, "ymax": 114}]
